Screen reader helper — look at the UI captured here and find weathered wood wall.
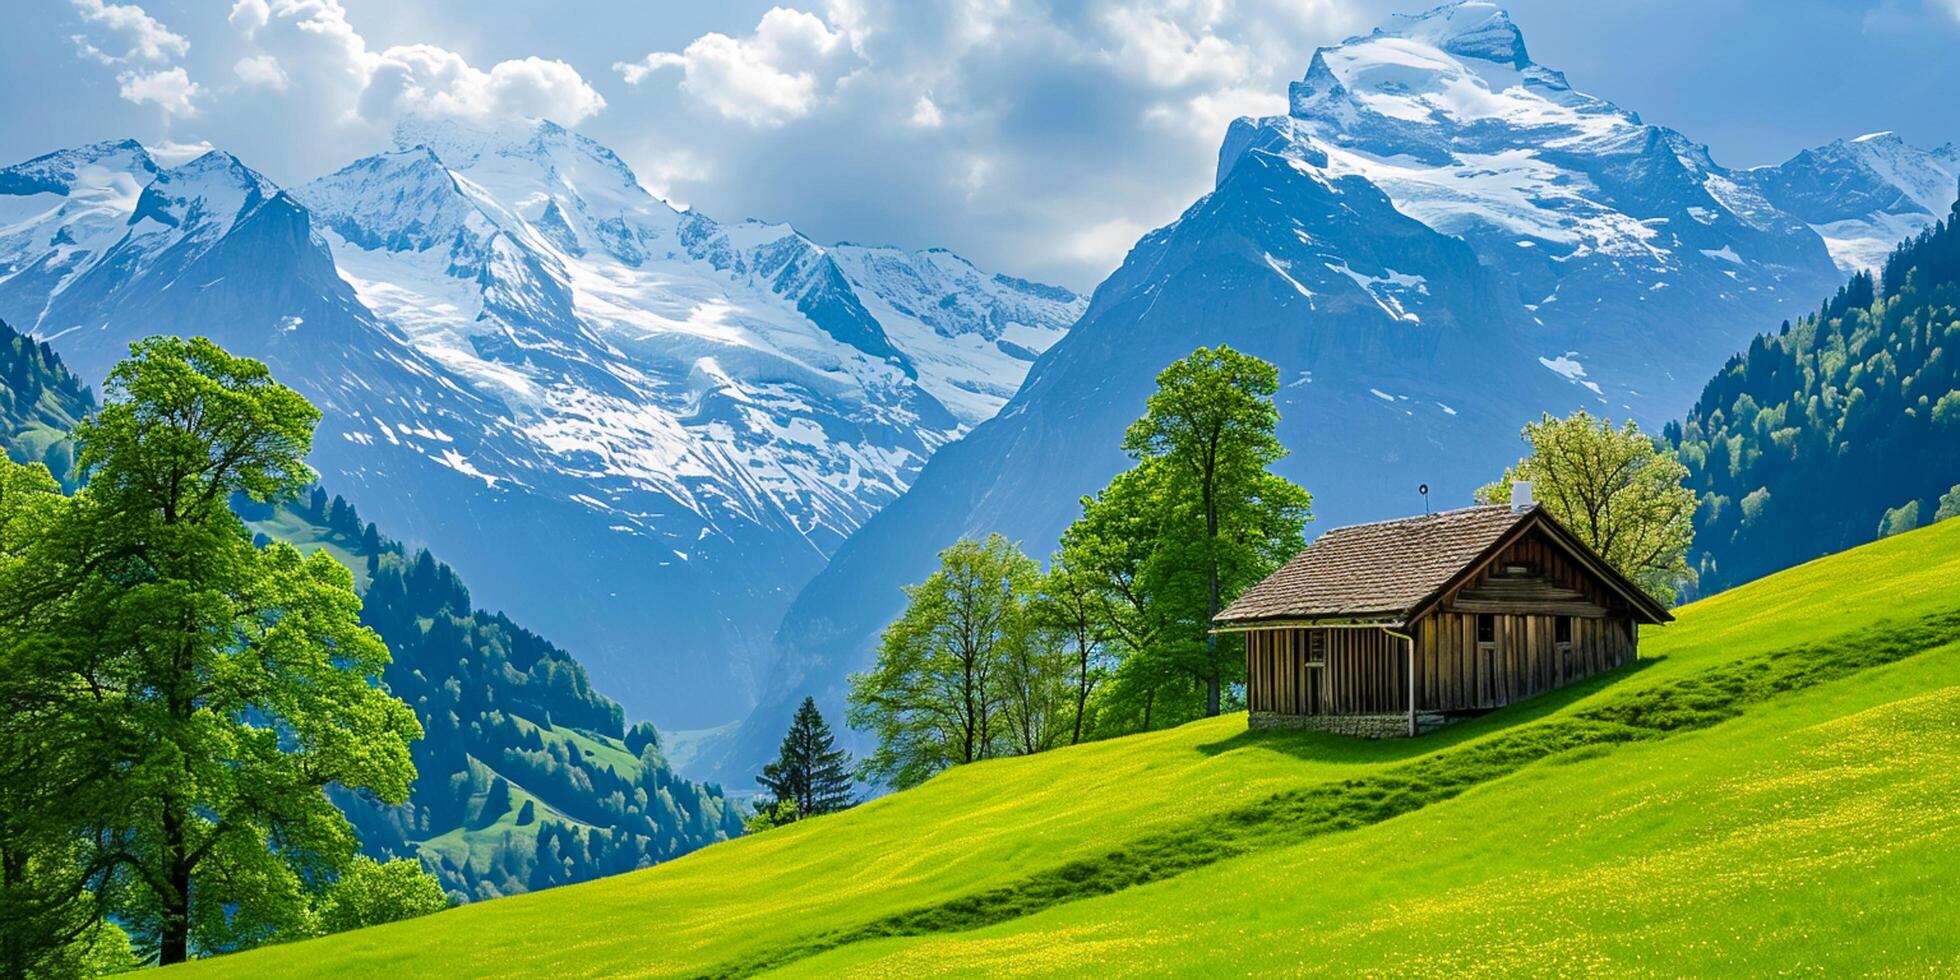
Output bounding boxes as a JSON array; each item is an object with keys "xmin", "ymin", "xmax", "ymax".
[
  {"xmin": 1246, "ymin": 627, "xmax": 1406, "ymax": 716},
  {"xmin": 1411, "ymin": 611, "xmax": 1633, "ymax": 711}
]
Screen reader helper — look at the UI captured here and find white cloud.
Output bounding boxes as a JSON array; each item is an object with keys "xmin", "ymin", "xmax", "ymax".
[
  {"xmin": 613, "ymin": 0, "xmax": 1367, "ymax": 286},
  {"xmin": 233, "ymin": 54, "xmax": 289, "ymax": 90},
  {"xmin": 116, "ymin": 67, "xmax": 200, "ymax": 116},
  {"xmin": 366, "ymin": 46, "xmax": 607, "ymax": 125},
  {"xmin": 234, "ymin": 0, "xmax": 606, "ymax": 127},
  {"xmin": 1096, "ymin": 5, "xmax": 1252, "ymax": 90},
  {"xmin": 145, "ymin": 139, "xmax": 216, "ymax": 165},
  {"xmin": 909, "ymin": 93, "xmax": 943, "ymax": 128},
  {"xmin": 229, "ymin": 0, "xmax": 271, "ymax": 35},
  {"xmin": 614, "ymin": 7, "xmax": 861, "ymax": 127},
  {"xmin": 68, "ymin": 0, "xmax": 187, "ymax": 63},
  {"xmin": 1055, "ymin": 218, "xmax": 1151, "ymax": 268}
]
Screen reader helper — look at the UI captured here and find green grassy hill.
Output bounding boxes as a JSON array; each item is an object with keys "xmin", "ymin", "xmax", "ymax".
[{"xmin": 179, "ymin": 516, "xmax": 1960, "ymax": 977}]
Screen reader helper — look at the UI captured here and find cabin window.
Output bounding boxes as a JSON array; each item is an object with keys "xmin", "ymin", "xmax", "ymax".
[
  {"xmin": 1555, "ymin": 615, "xmax": 1573, "ymax": 645},
  {"xmin": 1307, "ymin": 629, "xmax": 1326, "ymax": 665},
  {"xmin": 1476, "ymin": 613, "xmax": 1495, "ymax": 645}
]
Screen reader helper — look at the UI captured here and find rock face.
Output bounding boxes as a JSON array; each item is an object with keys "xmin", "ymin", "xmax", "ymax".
[
  {"xmin": 0, "ymin": 120, "xmax": 1083, "ymax": 727},
  {"xmin": 696, "ymin": 0, "xmax": 1922, "ymax": 782},
  {"xmin": 1741, "ymin": 132, "xmax": 1960, "ymax": 276}
]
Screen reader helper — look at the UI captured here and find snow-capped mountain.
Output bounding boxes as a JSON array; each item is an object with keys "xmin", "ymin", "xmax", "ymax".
[
  {"xmin": 0, "ymin": 140, "xmax": 487, "ymax": 441},
  {"xmin": 1744, "ymin": 132, "xmax": 1960, "ymax": 276},
  {"xmin": 827, "ymin": 244, "xmax": 1082, "ymax": 426},
  {"xmin": 0, "ymin": 121, "xmax": 1083, "ymax": 727},
  {"xmin": 1220, "ymin": 1, "xmax": 1840, "ymax": 416},
  {"xmin": 692, "ymin": 0, "xmax": 1928, "ymax": 782}
]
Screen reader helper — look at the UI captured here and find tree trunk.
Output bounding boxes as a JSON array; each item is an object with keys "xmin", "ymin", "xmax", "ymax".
[
  {"xmin": 1072, "ymin": 640, "xmax": 1090, "ymax": 745},
  {"xmin": 1203, "ymin": 458, "xmax": 1223, "ymax": 717},
  {"xmin": 159, "ymin": 798, "xmax": 190, "ymax": 965},
  {"xmin": 1205, "ymin": 563, "xmax": 1222, "ymax": 716}
]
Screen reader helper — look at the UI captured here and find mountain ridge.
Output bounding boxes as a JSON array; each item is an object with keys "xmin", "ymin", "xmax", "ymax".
[{"xmin": 0, "ymin": 121, "xmax": 1085, "ymax": 728}]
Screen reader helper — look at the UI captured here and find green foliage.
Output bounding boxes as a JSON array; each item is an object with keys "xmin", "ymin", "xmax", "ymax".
[
  {"xmin": 744, "ymin": 800, "xmax": 799, "ymax": 834},
  {"xmin": 0, "ymin": 333, "xmax": 744, "ymax": 955},
  {"xmin": 1933, "ymin": 389, "xmax": 1960, "ymax": 426},
  {"xmin": 1938, "ymin": 485, "xmax": 1960, "ymax": 523},
  {"xmin": 314, "ymin": 857, "xmax": 450, "ymax": 936},
  {"xmin": 1119, "ymin": 346, "xmax": 1312, "ymax": 715},
  {"xmin": 849, "ymin": 348, "xmax": 1309, "ymax": 790},
  {"xmin": 757, "ymin": 698, "xmax": 855, "ymax": 820},
  {"xmin": 1054, "ymin": 348, "xmax": 1309, "ymax": 734},
  {"xmin": 1667, "ymin": 196, "xmax": 1960, "ymax": 592},
  {"xmin": 851, "ymin": 535, "xmax": 1042, "ymax": 789},
  {"xmin": 0, "ymin": 336, "xmax": 421, "ymax": 965},
  {"xmin": 1478, "ymin": 410, "xmax": 1696, "ymax": 604},
  {"xmin": 1878, "ymin": 500, "xmax": 1921, "ymax": 538},
  {"xmin": 1028, "ymin": 554, "xmax": 1116, "ymax": 746}
]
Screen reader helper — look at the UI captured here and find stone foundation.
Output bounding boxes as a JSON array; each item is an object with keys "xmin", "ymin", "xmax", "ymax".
[{"xmin": 1248, "ymin": 711, "xmax": 1452, "ymax": 738}]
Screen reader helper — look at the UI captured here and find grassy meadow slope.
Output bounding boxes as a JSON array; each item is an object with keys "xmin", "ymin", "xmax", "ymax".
[{"xmin": 178, "ymin": 517, "xmax": 1960, "ymax": 977}]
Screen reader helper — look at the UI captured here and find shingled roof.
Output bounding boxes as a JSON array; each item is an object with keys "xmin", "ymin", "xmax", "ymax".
[
  {"xmin": 1216, "ymin": 504, "xmax": 1534, "ymax": 625},
  {"xmin": 1216, "ymin": 503, "xmax": 1674, "ymax": 627}
]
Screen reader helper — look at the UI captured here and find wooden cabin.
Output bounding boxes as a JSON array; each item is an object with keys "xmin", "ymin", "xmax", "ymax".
[{"xmin": 1213, "ymin": 502, "xmax": 1672, "ymax": 737}]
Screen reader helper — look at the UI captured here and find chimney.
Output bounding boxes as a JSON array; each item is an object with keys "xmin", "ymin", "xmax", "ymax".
[{"xmin": 1510, "ymin": 481, "xmax": 1535, "ymax": 512}]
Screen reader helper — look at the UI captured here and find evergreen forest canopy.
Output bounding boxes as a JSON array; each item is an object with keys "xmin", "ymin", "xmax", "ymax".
[
  {"xmin": 1666, "ymin": 194, "xmax": 1960, "ymax": 593},
  {"xmin": 0, "ymin": 320, "xmax": 93, "ymax": 483}
]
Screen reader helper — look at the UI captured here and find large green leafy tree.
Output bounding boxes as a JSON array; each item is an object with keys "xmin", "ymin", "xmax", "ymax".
[
  {"xmin": 1478, "ymin": 410, "xmax": 1696, "ymax": 605},
  {"xmin": 849, "ymin": 535, "xmax": 1039, "ymax": 789},
  {"xmin": 756, "ymin": 697, "xmax": 855, "ymax": 821},
  {"xmin": 0, "ymin": 456, "xmax": 135, "ymax": 977},
  {"xmin": 1106, "ymin": 346, "xmax": 1311, "ymax": 718},
  {"xmin": 9, "ymin": 337, "xmax": 423, "ymax": 964}
]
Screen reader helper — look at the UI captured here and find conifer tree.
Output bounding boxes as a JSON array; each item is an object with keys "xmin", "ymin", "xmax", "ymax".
[{"xmin": 757, "ymin": 697, "xmax": 854, "ymax": 819}]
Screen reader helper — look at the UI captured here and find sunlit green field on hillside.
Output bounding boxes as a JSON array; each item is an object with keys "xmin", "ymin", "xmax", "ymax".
[{"xmin": 178, "ymin": 518, "xmax": 1960, "ymax": 977}]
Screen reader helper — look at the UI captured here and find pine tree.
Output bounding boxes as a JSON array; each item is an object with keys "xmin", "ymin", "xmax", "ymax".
[{"xmin": 756, "ymin": 697, "xmax": 854, "ymax": 820}]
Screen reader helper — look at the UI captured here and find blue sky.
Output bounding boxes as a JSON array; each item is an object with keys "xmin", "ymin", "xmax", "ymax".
[{"xmin": 7, "ymin": 0, "xmax": 1958, "ymax": 290}]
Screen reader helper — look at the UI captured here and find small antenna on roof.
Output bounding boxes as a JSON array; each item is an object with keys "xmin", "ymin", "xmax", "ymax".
[{"xmin": 1418, "ymin": 483, "xmax": 1430, "ymax": 515}]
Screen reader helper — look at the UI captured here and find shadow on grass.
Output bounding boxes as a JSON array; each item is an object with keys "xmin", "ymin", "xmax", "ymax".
[
  {"xmin": 1194, "ymin": 658, "xmax": 1664, "ymax": 764},
  {"xmin": 703, "ymin": 608, "xmax": 1960, "ymax": 979}
]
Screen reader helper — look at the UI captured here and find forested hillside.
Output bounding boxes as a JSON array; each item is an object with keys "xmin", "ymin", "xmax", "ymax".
[
  {"xmin": 238, "ymin": 495, "xmax": 747, "ymax": 901},
  {"xmin": 0, "ymin": 332, "xmax": 742, "ymax": 905},
  {"xmin": 0, "ymin": 317, "xmax": 91, "ymax": 482},
  {"xmin": 1667, "ymin": 194, "xmax": 1960, "ymax": 594}
]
